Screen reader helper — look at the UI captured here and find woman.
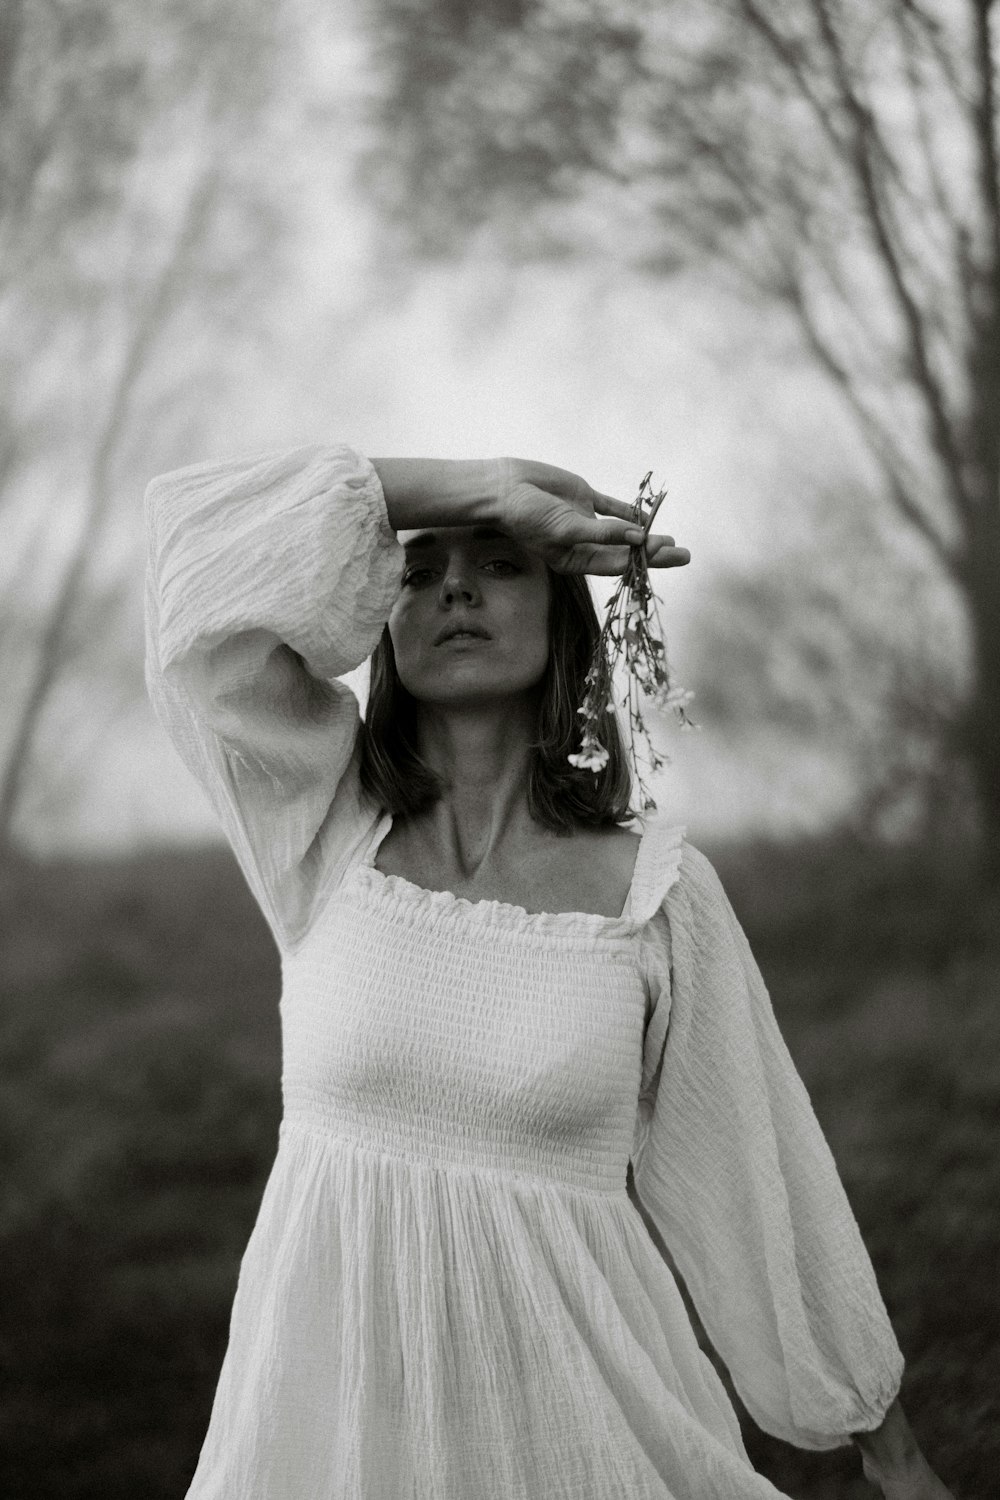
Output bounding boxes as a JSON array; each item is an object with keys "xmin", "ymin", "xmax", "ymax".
[{"xmin": 145, "ymin": 446, "xmax": 953, "ymax": 1499}]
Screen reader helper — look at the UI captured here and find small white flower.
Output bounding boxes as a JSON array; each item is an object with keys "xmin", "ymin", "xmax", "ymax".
[{"xmin": 567, "ymin": 741, "xmax": 610, "ymax": 773}]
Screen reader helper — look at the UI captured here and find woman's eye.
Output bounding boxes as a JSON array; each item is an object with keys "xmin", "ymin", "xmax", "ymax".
[{"xmin": 402, "ymin": 559, "xmax": 519, "ymax": 586}]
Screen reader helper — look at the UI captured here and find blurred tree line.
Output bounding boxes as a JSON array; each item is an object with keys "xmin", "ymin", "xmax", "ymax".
[
  {"xmin": 0, "ymin": 0, "xmax": 299, "ymax": 847},
  {"xmin": 362, "ymin": 0, "xmax": 1000, "ymax": 872}
]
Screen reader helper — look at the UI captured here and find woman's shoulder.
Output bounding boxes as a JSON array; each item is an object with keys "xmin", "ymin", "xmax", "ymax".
[
  {"xmin": 551, "ymin": 821, "xmax": 640, "ymax": 907},
  {"xmin": 661, "ymin": 840, "xmax": 752, "ymax": 958},
  {"xmin": 570, "ymin": 820, "xmax": 643, "ymax": 862},
  {"xmin": 673, "ymin": 839, "xmax": 731, "ymax": 905},
  {"xmin": 608, "ymin": 812, "xmax": 688, "ymax": 925}
]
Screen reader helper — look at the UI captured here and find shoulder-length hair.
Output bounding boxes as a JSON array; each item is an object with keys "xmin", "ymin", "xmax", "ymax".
[{"xmin": 357, "ymin": 570, "xmax": 639, "ymax": 834}]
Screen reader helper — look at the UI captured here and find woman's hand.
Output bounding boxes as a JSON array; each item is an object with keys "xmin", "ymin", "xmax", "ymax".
[
  {"xmin": 853, "ymin": 1402, "xmax": 956, "ymax": 1500},
  {"xmin": 490, "ymin": 457, "xmax": 690, "ymax": 576},
  {"xmin": 861, "ymin": 1450, "xmax": 956, "ymax": 1499}
]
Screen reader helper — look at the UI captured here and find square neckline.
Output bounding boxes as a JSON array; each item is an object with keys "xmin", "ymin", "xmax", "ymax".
[{"xmin": 358, "ymin": 810, "xmax": 650, "ymax": 925}]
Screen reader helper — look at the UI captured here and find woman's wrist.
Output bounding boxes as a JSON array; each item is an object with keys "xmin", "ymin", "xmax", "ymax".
[
  {"xmin": 369, "ymin": 458, "xmax": 500, "ymax": 531},
  {"xmin": 851, "ymin": 1398, "xmax": 921, "ymax": 1479}
]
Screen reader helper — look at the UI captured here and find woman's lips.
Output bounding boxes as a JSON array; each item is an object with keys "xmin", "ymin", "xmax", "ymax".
[{"xmin": 437, "ymin": 631, "xmax": 490, "ymax": 645}]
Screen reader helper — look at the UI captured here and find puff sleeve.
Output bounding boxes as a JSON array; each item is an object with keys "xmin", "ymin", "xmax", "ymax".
[
  {"xmin": 144, "ymin": 444, "xmax": 405, "ymax": 950},
  {"xmin": 630, "ymin": 841, "xmax": 904, "ymax": 1451}
]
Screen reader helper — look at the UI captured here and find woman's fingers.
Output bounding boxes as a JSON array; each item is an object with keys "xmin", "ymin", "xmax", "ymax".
[
  {"xmin": 560, "ymin": 513, "xmax": 647, "ymax": 547},
  {"xmin": 551, "ymin": 541, "xmax": 691, "ymax": 576},
  {"xmin": 590, "ymin": 490, "xmax": 642, "ymax": 523},
  {"xmin": 502, "ymin": 466, "xmax": 672, "ymax": 536},
  {"xmin": 568, "ymin": 521, "xmax": 689, "ymax": 562},
  {"xmin": 500, "ymin": 479, "xmax": 688, "ymax": 571},
  {"xmin": 646, "ymin": 537, "xmax": 690, "ymax": 568},
  {"xmin": 575, "ymin": 509, "xmax": 688, "ymax": 564}
]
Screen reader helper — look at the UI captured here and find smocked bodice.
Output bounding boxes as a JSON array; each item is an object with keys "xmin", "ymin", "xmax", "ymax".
[{"xmin": 281, "ymin": 853, "xmax": 650, "ymax": 1194}]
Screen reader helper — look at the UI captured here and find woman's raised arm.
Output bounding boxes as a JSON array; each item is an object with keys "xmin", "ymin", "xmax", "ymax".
[
  {"xmin": 372, "ymin": 456, "xmax": 690, "ymax": 575},
  {"xmin": 144, "ymin": 445, "xmax": 406, "ymax": 950}
]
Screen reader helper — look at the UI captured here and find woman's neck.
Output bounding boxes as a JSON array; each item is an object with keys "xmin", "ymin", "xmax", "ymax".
[{"xmin": 411, "ymin": 699, "xmax": 546, "ymax": 878}]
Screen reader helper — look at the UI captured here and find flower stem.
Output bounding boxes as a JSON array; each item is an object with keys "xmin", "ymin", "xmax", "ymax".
[
  {"xmin": 641, "ymin": 488, "xmax": 667, "ymax": 539},
  {"xmin": 569, "ymin": 472, "xmax": 695, "ymax": 811}
]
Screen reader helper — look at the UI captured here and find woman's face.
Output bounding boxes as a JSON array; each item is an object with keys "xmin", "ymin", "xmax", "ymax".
[{"xmin": 388, "ymin": 525, "xmax": 552, "ymax": 708}]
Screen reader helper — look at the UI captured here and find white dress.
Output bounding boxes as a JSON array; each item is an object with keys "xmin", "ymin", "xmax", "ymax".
[{"xmin": 144, "ymin": 444, "xmax": 904, "ymax": 1500}]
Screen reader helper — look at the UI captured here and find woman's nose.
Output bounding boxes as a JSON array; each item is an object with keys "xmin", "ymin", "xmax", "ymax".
[{"xmin": 439, "ymin": 569, "xmax": 480, "ymax": 605}]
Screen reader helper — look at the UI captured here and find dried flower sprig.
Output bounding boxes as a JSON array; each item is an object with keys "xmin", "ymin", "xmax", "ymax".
[{"xmin": 568, "ymin": 473, "xmax": 697, "ymax": 811}]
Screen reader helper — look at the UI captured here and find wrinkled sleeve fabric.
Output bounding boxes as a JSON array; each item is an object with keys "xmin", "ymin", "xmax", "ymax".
[
  {"xmin": 144, "ymin": 444, "xmax": 405, "ymax": 951},
  {"xmin": 631, "ymin": 842, "xmax": 904, "ymax": 1451}
]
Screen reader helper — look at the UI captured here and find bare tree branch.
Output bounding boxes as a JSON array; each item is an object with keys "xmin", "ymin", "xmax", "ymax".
[
  {"xmin": 809, "ymin": 0, "xmax": 972, "ymax": 518},
  {"xmin": 899, "ymin": 0, "xmax": 972, "ymax": 98},
  {"xmin": 893, "ymin": 5, "xmax": 967, "ymax": 232},
  {"xmin": 788, "ymin": 276, "xmax": 962, "ymax": 574},
  {"xmin": 735, "ymin": 0, "xmax": 848, "ymax": 160},
  {"xmin": 970, "ymin": 0, "xmax": 1000, "ymax": 276},
  {"xmin": 892, "ymin": 2, "xmax": 980, "ymax": 357}
]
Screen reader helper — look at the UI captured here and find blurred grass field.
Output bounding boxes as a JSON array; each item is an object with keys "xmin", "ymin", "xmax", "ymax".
[{"xmin": 1, "ymin": 833, "xmax": 997, "ymax": 1500}]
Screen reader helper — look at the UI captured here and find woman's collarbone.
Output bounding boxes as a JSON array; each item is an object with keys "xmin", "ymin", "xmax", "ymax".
[{"xmin": 374, "ymin": 825, "xmax": 640, "ymax": 918}]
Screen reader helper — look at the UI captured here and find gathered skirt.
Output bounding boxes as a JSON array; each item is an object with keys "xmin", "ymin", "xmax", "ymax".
[{"xmin": 183, "ymin": 1121, "xmax": 788, "ymax": 1500}]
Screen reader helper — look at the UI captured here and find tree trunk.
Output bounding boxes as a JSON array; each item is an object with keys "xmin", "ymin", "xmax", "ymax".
[
  {"xmin": 961, "ymin": 423, "xmax": 1000, "ymax": 884},
  {"xmin": 965, "ymin": 572, "xmax": 1000, "ymax": 884}
]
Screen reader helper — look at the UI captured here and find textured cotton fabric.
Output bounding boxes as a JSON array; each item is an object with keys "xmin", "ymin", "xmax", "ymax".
[{"xmin": 144, "ymin": 445, "xmax": 904, "ymax": 1500}]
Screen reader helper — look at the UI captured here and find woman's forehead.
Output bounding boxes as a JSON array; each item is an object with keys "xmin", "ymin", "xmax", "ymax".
[{"xmin": 398, "ymin": 524, "xmax": 521, "ymax": 550}]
